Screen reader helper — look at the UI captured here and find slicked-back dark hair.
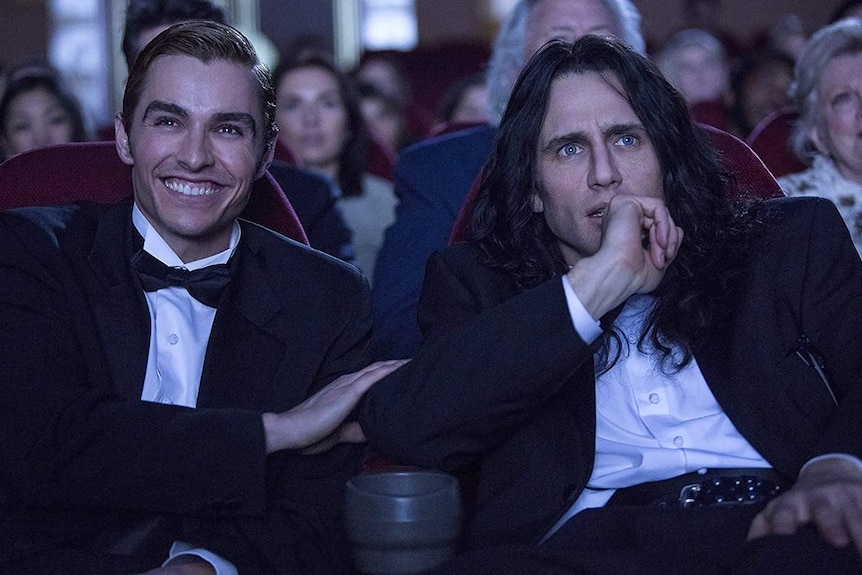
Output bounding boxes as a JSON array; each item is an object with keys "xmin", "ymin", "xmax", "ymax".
[
  {"xmin": 122, "ymin": 0, "xmax": 228, "ymax": 71},
  {"xmin": 121, "ymin": 20, "xmax": 277, "ymax": 164},
  {"xmin": 472, "ymin": 37, "xmax": 762, "ymax": 371}
]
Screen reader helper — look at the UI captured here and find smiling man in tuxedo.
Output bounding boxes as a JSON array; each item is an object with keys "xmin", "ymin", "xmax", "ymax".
[{"xmin": 0, "ymin": 21, "xmax": 403, "ymax": 575}]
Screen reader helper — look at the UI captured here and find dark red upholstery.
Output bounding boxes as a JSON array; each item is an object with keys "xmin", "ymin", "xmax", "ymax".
[
  {"xmin": 746, "ymin": 108, "xmax": 807, "ymax": 179},
  {"xmin": 449, "ymin": 124, "xmax": 784, "ymax": 245},
  {"xmin": 0, "ymin": 141, "xmax": 308, "ymax": 244},
  {"xmin": 690, "ymin": 100, "xmax": 730, "ymax": 133}
]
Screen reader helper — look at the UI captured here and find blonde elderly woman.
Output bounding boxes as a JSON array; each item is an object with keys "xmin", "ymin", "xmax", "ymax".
[{"xmin": 778, "ymin": 18, "xmax": 862, "ymax": 257}]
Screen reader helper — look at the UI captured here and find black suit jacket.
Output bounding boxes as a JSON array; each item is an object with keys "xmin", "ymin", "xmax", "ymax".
[
  {"xmin": 361, "ymin": 197, "xmax": 862, "ymax": 550},
  {"xmin": 0, "ymin": 199, "xmax": 372, "ymax": 574},
  {"xmin": 267, "ymin": 160, "xmax": 356, "ymax": 266}
]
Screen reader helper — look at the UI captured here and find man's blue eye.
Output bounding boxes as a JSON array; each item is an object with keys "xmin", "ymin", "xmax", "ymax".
[
  {"xmin": 560, "ymin": 144, "xmax": 579, "ymax": 156},
  {"xmin": 219, "ymin": 125, "xmax": 242, "ymax": 136},
  {"xmin": 617, "ymin": 134, "xmax": 638, "ymax": 146}
]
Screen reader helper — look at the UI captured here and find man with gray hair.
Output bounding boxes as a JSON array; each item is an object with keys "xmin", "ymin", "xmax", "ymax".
[{"xmin": 371, "ymin": 0, "xmax": 645, "ymax": 360}]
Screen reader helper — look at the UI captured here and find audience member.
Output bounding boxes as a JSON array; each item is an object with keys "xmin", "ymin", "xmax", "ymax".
[
  {"xmin": 358, "ymin": 80, "xmax": 407, "ymax": 153},
  {"xmin": 778, "ymin": 19, "xmax": 862, "ymax": 258},
  {"xmin": 361, "ymin": 36, "xmax": 862, "ymax": 575},
  {"xmin": 121, "ymin": 0, "xmax": 228, "ymax": 70},
  {"xmin": 680, "ymin": 0, "xmax": 744, "ymax": 59},
  {"xmin": 0, "ymin": 21, "xmax": 403, "ymax": 574},
  {"xmin": 121, "ymin": 0, "xmax": 357, "ymax": 265},
  {"xmin": 354, "ymin": 52, "xmax": 429, "ymax": 139},
  {"xmin": 355, "ymin": 53, "xmax": 411, "ymax": 113},
  {"xmin": 728, "ymin": 49, "xmax": 794, "ymax": 139},
  {"xmin": 371, "ymin": 0, "xmax": 645, "ymax": 359},
  {"xmin": 656, "ymin": 28, "xmax": 730, "ymax": 108},
  {"xmin": 274, "ymin": 55, "xmax": 396, "ymax": 281},
  {"xmin": 0, "ymin": 63, "xmax": 87, "ymax": 160},
  {"xmin": 437, "ymin": 72, "xmax": 489, "ymax": 128},
  {"xmin": 768, "ymin": 13, "xmax": 809, "ymax": 60}
]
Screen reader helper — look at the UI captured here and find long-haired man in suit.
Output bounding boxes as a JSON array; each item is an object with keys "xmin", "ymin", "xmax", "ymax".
[
  {"xmin": 371, "ymin": 0, "xmax": 645, "ymax": 360},
  {"xmin": 361, "ymin": 37, "xmax": 862, "ymax": 574},
  {"xmin": 0, "ymin": 21, "xmax": 403, "ymax": 575}
]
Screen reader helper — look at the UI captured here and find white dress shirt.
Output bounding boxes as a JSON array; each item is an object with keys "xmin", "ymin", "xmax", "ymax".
[
  {"xmin": 547, "ymin": 278, "xmax": 772, "ymax": 537},
  {"xmin": 132, "ymin": 204, "xmax": 240, "ymax": 575},
  {"xmin": 549, "ymin": 276, "xmax": 862, "ymax": 539},
  {"xmin": 133, "ymin": 205, "xmax": 239, "ymax": 408}
]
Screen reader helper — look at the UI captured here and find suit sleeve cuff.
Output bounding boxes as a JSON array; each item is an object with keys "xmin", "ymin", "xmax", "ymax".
[
  {"xmin": 561, "ymin": 275, "xmax": 602, "ymax": 344},
  {"xmin": 164, "ymin": 540, "xmax": 239, "ymax": 575}
]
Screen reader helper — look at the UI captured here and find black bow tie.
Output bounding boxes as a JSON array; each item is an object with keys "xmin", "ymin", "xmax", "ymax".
[{"xmin": 131, "ymin": 249, "xmax": 231, "ymax": 308}]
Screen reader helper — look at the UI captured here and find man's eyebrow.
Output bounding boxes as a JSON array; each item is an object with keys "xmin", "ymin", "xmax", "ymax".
[
  {"xmin": 142, "ymin": 100, "xmax": 187, "ymax": 120},
  {"xmin": 604, "ymin": 122, "xmax": 646, "ymax": 137}
]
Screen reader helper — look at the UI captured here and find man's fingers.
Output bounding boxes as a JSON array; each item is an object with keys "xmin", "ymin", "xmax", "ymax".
[
  {"xmin": 848, "ymin": 503, "xmax": 862, "ymax": 556},
  {"xmin": 339, "ymin": 421, "xmax": 367, "ymax": 443},
  {"xmin": 812, "ymin": 501, "xmax": 851, "ymax": 547},
  {"xmin": 747, "ymin": 511, "xmax": 771, "ymax": 541},
  {"xmin": 350, "ymin": 359, "xmax": 410, "ymax": 394},
  {"xmin": 298, "ymin": 423, "xmax": 368, "ymax": 455}
]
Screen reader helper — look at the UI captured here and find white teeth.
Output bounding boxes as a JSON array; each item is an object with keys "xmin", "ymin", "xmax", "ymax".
[{"xmin": 164, "ymin": 180, "xmax": 215, "ymax": 196}]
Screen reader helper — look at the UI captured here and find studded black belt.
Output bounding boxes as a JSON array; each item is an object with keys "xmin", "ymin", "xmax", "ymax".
[{"xmin": 605, "ymin": 468, "xmax": 787, "ymax": 509}]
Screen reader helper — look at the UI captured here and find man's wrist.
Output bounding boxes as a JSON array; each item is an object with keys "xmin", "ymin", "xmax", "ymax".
[
  {"xmin": 560, "ymin": 276, "xmax": 602, "ymax": 343},
  {"xmin": 262, "ymin": 411, "xmax": 291, "ymax": 454}
]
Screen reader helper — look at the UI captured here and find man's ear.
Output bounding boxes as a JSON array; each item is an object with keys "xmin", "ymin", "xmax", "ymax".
[
  {"xmin": 114, "ymin": 113, "xmax": 134, "ymax": 166},
  {"xmin": 807, "ymin": 123, "xmax": 830, "ymax": 157},
  {"xmin": 254, "ymin": 138, "xmax": 276, "ymax": 180}
]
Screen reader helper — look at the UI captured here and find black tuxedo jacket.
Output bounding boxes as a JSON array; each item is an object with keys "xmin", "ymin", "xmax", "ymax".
[
  {"xmin": 361, "ymin": 197, "xmax": 862, "ymax": 550},
  {"xmin": 0, "ymin": 199, "xmax": 372, "ymax": 574}
]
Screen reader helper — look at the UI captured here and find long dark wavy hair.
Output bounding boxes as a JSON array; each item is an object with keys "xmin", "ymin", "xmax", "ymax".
[{"xmin": 471, "ymin": 37, "xmax": 764, "ymax": 372}]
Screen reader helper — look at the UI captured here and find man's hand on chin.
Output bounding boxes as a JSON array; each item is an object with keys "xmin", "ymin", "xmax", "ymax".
[{"xmin": 747, "ymin": 457, "xmax": 862, "ymax": 556}]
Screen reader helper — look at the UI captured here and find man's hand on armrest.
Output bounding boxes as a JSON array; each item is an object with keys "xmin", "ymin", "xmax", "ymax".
[
  {"xmin": 747, "ymin": 456, "xmax": 862, "ymax": 555},
  {"xmin": 262, "ymin": 360, "xmax": 409, "ymax": 455}
]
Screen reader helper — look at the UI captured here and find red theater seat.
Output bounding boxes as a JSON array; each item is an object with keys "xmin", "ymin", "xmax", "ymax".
[{"xmin": 0, "ymin": 141, "xmax": 308, "ymax": 244}]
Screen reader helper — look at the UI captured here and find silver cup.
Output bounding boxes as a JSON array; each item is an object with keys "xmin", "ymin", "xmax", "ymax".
[{"xmin": 345, "ymin": 471, "xmax": 462, "ymax": 575}]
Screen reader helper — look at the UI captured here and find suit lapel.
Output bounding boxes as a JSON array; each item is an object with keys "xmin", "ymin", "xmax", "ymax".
[
  {"xmin": 196, "ymin": 224, "xmax": 287, "ymax": 410},
  {"xmin": 83, "ymin": 200, "xmax": 151, "ymax": 400}
]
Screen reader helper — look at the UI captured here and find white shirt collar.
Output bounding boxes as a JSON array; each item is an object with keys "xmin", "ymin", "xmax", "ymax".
[{"xmin": 131, "ymin": 202, "xmax": 241, "ymax": 270}]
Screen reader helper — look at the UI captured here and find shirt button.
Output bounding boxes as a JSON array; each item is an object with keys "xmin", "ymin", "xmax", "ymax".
[
  {"xmin": 673, "ymin": 436, "xmax": 684, "ymax": 447},
  {"xmin": 168, "ymin": 333, "xmax": 179, "ymax": 345},
  {"xmin": 649, "ymin": 393, "xmax": 660, "ymax": 404}
]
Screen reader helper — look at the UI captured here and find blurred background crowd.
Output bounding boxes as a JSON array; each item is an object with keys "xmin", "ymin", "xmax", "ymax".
[{"xmin": 1, "ymin": 0, "xmax": 861, "ymax": 279}]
